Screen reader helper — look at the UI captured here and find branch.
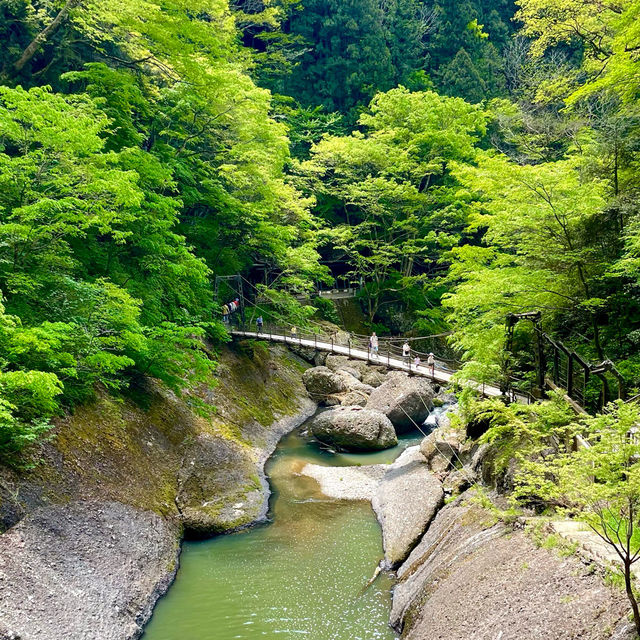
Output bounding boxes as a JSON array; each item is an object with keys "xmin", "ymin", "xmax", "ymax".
[{"xmin": 14, "ymin": 0, "xmax": 83, "ymax": 72}]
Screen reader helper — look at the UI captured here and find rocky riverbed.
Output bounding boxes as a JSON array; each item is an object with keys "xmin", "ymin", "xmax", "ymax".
[{"xmin": 0, "ymin": 342, "xmax": 636, "ymax": 640}]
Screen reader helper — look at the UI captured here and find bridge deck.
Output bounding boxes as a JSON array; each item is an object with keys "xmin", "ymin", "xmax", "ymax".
[{"xmin": 231, "ymin": 330, "xmax": 508, "ymax": 400}]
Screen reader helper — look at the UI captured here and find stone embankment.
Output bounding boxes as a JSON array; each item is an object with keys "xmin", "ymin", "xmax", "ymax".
[{"xmin": 0, "ymin": 342, "xmax": 315, "ymax": 640}]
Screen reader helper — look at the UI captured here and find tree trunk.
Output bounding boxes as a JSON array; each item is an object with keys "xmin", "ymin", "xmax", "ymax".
[
  {"xmin": 624, "ymin": 558, "xmax": 640, "ymax": 636},
  {"xmin": 14, "ymin": 0, "xmax": 82, "ymax": 73}
]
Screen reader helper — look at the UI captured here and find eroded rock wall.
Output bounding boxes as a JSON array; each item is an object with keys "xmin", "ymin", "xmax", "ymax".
[
  {"xmin": 392, "ymin": 492, "xmax": 633, "ymax": 640},
  {"xmin": 0, "ymin": 342, "xmax": 314, "ymax": 640}
]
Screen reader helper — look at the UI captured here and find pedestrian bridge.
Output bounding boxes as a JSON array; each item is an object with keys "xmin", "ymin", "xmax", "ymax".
[{"xmin": 230, "ymin": 325, "xmax": 525, "ymax": 402}]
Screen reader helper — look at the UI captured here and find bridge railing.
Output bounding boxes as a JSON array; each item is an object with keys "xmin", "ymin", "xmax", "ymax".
[
  {"xmin": 230, "ymin": 320, "xmax": 536, "ymax": 404},
  {"xmin": 233, "ymin": 321, "xmax": 460, "ymax": 372}
]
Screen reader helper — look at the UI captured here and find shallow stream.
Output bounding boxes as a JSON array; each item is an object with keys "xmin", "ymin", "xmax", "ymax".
[{"xmin": 143, "ymin": 419, "xmax": 424, "ymax": 640}]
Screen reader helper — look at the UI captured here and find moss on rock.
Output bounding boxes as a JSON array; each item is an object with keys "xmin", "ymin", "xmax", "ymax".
[{"xmin": 0, "ymin": 344, "xmax": 314, "ymax": 535}]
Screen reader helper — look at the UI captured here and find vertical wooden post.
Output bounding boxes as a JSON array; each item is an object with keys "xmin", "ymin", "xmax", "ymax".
[
  {"xmin": 553, "ymin": 347, "xmax": 559, "ymax": 385},
  {"xmin": 567, "ymin": 354, "xmax": 574, "ymax": 399},
  {"xmin": 583, "ymin": 366, "xmax": 589, "ymax": 406},
  {"xmin": 536, "ymin": 330, "xmax": 546, "ymax": 393}
]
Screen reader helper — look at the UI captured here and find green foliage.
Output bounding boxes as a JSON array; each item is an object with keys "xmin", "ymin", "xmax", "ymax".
[
  {"xmin": 311, "ymin": 297, "xmax": 341, "ymax": 325},
  {"xmin": 302, "ymin": 87, "xmax": 487, "ymax": 323},
  {"xmin": 0, "ymin": 0, "xmax": 328, "ymax": 461},
  {"xmin": 513, "ymin": 401, "xmax": 640, "ymax": 631},
  {"xmin": 465, "ymin": 393, "xmax": 576, "ymax": 476}
]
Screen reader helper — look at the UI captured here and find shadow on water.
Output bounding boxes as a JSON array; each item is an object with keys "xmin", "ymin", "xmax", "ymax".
[{"xmin": 142, "ymin": 416, "xmax": 426, "ymax": 640}]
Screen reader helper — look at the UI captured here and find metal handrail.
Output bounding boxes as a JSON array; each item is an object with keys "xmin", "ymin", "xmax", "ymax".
[{"xmin": 230, "ymin": 321, "xmax": 533, "ymax": 402}]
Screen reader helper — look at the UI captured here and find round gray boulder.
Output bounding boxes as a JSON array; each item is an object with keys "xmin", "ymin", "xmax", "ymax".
[
  {"xmin": 310, "ymin": 406, "xmax": 398, "ymax": 451},
  {"xmin": 302, "ymin": 366, "xmax": 347, "ymax": 399},
  {"xmin": 365, "ymin": 373, "xmax": 436, "ymax": 433}
]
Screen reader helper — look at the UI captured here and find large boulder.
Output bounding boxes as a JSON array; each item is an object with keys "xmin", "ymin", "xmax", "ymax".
[
  {"xmin": 419, "ymin": 424, "xmax": 465, "ymax": 475},
  {"xmin": 325, "ymin": 354, "xmax": 352, "ymax": 372},
  {"xmin": 335, "ymin": 369, "xmax": 375, "ymax": 395},
  {"xmin": 302, "ymin": 366, "xmax": 347, "ymax": 399},
  {"xmin": 362, "ymin": 369, "xmax": 387, "ymax": 387},
  {"xmin": 372, "ymin": 447, "xmax": 443, "ymax": 567},
  {"xmin": 310, "ymin": 406, "xmax": 398, "ymax": 451},
  {"xmin": 366, "ymin": 373, "xmax": 436, "ymax": 433}
]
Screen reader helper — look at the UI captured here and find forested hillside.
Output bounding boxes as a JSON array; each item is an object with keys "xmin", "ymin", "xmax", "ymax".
[{"xmin": 0, "ymin": 0, "xmax": 640, "ymax": 462}]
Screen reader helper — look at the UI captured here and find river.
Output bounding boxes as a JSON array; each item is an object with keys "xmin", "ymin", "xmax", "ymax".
[{"xmin": 142, "ymin": 416, "xmax": 425, "ymax": 640}]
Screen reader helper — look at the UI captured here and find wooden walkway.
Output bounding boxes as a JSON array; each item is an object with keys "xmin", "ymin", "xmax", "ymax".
[{"xmin": 231, "ymin": 329, "xmax": 512, "ymax": 400}]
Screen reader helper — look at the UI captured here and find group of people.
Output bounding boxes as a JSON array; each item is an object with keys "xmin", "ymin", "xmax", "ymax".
[
  {"xmin": 221, "ymin": 298, "xmax": 241, "ymax": 323},
  {"xmin": 368, "ymin": 332, "xmax": 435, "ymax": 374}
]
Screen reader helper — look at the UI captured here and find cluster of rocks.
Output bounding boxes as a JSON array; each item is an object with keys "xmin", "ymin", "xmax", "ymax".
[
  {"xmin": 302, "ymin": 403, "xmax": 463, "ymax": 566},
  {"xmin": 303, "ymin": 412, "xmax": 635, "ymax": 639},
  {"xmin": 302, "ymin": 355, "xmax": 439, "ymax": 451}
]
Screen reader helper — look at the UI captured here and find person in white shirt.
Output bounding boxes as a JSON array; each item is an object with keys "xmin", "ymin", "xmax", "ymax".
[
  {"xmin": 427, "ymin": 352, "xmax": 435, "ymax": 376},
  {"xmin": 369, "ymin": 332, "xmax": 379, "ymax": 358},
  {"xmin": 402, "ymin": 341, "xmax": 411, "ymax": 365}
]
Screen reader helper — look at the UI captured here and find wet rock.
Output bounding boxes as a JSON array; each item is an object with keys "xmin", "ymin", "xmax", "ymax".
[
  {"xmin": 366, "ymin": 374, "xmax": 435, "ymax": 433},
  {"xmin": 372, "ymin": 446, "xmax": 443, "ymax": 567},
  {"xmin": 310, "ymin": 406, "xmax": 397, "ymax": 451},
  {"xmin": 302, "ymin": 366, "xmax": 347, "ymax": 399},
  {"xmin": 0, "ymin": 502, "xmax": 179, "ymax": 640},
  {"xmin": 391, "ymin": 491, "xmax": 631, "ymax": 639}
]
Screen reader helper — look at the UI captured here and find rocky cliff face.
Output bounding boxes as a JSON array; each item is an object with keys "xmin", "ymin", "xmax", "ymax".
[
  {"xmin": 0, "ymin": 341, "xmax": 315, "ymax": 640},
  {"xmin": 392, "ymin": 491, "xmax": 634, "ymax": 640}
]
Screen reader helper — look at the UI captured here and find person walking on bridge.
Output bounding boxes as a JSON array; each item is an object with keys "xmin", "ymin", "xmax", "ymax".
[
  {"xmin": 427, "ymin": 352, "xmax": 435, "ymax": 378},
  {"xmin": 256, "ymin": 316, "xmax": 263, "ymax": 333},
  {"xmin": 402, "ymin": 341, "xmax": 411, "ymax": 365},
  {"xmin": 369, "ymin": 332, "xmax": 379, "ymax": 359}
]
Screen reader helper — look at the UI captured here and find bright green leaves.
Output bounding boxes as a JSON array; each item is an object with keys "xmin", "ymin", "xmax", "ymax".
[
  {"xmin": 0, "ymin": 86, "xmax": 140, "ymax": 300},
  {"xmin": 514, "ymin": 400, "xmax": 640, "ymax": 539},
  {"xmin": 302, "ymin": 88, "xmax": 487, "ymax": 323},
  {"xmin": 445, "ymin": 152, "xmax": 611, "ymax": 378}
]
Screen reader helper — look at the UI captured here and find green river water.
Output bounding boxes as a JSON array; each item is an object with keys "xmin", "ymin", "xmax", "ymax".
[{"xmin": 143, "ymin": 421, "xmax": 424, "ymax": 640}]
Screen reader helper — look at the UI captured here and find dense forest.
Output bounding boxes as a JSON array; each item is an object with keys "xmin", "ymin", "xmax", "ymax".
[{"xmin": 1, "ymin": 0, "xmax": 640, "ymax": 461}]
